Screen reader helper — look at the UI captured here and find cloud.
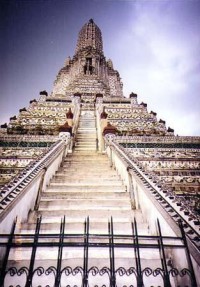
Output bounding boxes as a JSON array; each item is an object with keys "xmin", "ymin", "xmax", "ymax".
[{"xmin": 114, "ymin": 0, "xmax": 200, "ymax": 136}]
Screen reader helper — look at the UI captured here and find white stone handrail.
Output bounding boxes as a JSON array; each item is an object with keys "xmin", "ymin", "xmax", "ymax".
[
  {"xmin": 104, "ymin": 134, "xmax": 200, "ymax": 264},
  {"xmin": 0, "ymin": 141, "xmax": 61, "ymax": 199},
  {"xmin": 0, "ymin": 136, "xmax": 71, "ymax": 232}
]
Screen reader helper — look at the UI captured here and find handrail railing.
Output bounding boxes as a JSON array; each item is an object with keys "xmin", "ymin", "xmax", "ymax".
[
  {"xmin": 104, "ymin": 135, "xmax": 200, "ymax": 264},
  {"xmin": 0, "ymin": 137, "xmax": 71, "ymax": 221}
]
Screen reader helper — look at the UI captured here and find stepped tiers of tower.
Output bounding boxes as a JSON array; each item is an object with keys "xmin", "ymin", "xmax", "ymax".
[
  {"xmin": 52, "ymin": 19, "xmax": 123, "ymax": 98},
  {"xmin": 0, "ymin": 19, "xmax": 200, "ymax": 286}
]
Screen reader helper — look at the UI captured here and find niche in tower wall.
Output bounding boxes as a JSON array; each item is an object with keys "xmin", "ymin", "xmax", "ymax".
[{"xmin": 84, "ymin": 57, "xmax": 94, "ymax": 75}]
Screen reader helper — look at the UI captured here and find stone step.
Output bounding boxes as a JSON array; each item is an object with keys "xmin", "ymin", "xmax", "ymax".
[
  {"xmin": 67, "ymin": 154, "xmax": 106, "ymax": 157},
  {"xmin": 76, "ymin": 138, "xmax": 96, "ymax": 141},
  {"xmin": 63, "ymin": 157, "xmax": 109, "ymax": 162},
  {"xmin": 61, "ymin": 164, "xmax": 112, "ymax": 169},
  {"xmin": 62, "ymin": 160, "xmax": 110, "ymax": 164},
  {"xmin": 79, "ymin": 117, "xmax": 96, "ymax": 120},
  {"xmin": 76, "ymin": 133, "xmax": 96, "ymax": 136},
  {"xmin": 76, "ymin": 139, "xmax": 96, "ymax": 143},
  {"xmin": 73, "ymin": 151, "xmax": 99, "ymax": 155},
  {"xmin": 79, "ymin": 126, "xmax": 96, "ymax": 129},
  {"xmin": 76, "ymin": 137, "xmax": 96, "ymax": 140},
  {"xmin": 54, "ymin": 175, "xmax": 120, "ymax": 181},
  {"xmin": 59, "ymin": 168, "xmax": 114, "ymax": 173},
  {"xmin": 56, "ymin": 170, "xmax": 119, "ymax": 175},
  {"xmin": 65, "ymin": 155, "xmax": 106, "ymax": 158},
  {"xmin": 79, "ymin": 124, "xmax": 96, "ymax": 128},
  {"xmin": 76, "ymin": 135, "xmax": 96, "ymax": 138},
  {"xmin": 49, "ymin": 182, "xmax": 123, "ymax": 188},
  {"xmin": 46, "ymin": 185, "xmax": 125, "ymax": 192},
  {"xmin": 77, "ymin": 128, "xmax": 96, "ymax": 131},
  {"xmin": 59, "ymin": 158, "xmax": 113, "ymax": 164},
  {"xmin": 61, "ymin": 161, "xmax": 111, "ymax": 166},
  {"xmin": 37, "ymin": 209, "xmax": 135, "ymax": 219},
  {"xmin": 8, "ymin": 246, "xmax": 161, "ymax": 262},
  {"xmin": 39, "ymin": 199, "xmax": 131, "ymax": 210},
  {"xmin": 63, "ymin": 157, "xmax": 110, "ymax": 162},
  {"xmin": 39, "ymin": 205, "xmax": 131, "ymax": 213},
  {"xmin": 28, "ymin": 216, "xmax": 141, "ymax": 225},
  {"xmin": 79, "ymin": 119, "xmax": 96, "ymax": 122},
  {"xmin": 75, "ymin": 147, "xmax": 97, "ymax": 151},
  {"xmin": 79, "ymin": 120, "xmax": 95, "ymax": 122},
  {"xmin": 76, "ymin": 138, "xmax": 95, "ymax": 141},
  {"xmin": 76, "ymin": 134, "xmax": 96, "ymax": 138},
  {"xmin": 46, "ymin": 179, "xmax": 124, "ymax": 186},
  {"xmin": 54, "ymin": 172, "xmax": 118, "ymax": 178},
  {"xmin": 20, "ymin": 220, "xmax": 147, "ymax": 234},
  {"xmin": 41, "ymin": 191, "xmax": 128, "ymax": 199},
  {"xmin": 77, "ymin": 132, "xmax": 95, "ymax": 134},
  {"xmin": 51, "ymin": 181, "xmax": 123, "ymax": 186},
  {"xmin": 75, "ymin": 146, "xmax": 97, "ymax": 150},
  {"xmin": 75, "ymin": 143, "xmax": 96, "ymax": 147},
  {"xmin": 61, "ymin": 163, "xmax": 113, "ymax": 168}
]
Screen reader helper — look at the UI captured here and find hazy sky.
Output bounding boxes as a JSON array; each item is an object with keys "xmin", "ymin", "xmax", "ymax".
[{"xmin": 1, "ymin": 0, "xmax": 200, "ymax": 136}]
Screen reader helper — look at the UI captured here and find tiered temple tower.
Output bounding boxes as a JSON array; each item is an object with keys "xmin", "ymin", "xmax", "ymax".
[
  {"xmin": 52, "ymin": 19, "xmax": 123, "ymax": 98},
  {"xmin": 0, "ymin": 20, "xmax": 200, "ymax": 287}
]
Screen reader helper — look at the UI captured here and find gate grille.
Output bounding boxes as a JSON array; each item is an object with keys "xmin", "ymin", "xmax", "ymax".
[{"xmin": 0, "ymin": 217, "xmax": 197, "ymax": 287}]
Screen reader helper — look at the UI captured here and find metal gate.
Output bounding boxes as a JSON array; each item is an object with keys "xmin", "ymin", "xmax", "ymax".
[{"xmin": 0, "ymin": 217, "xmax": 197, "ymax": 287}]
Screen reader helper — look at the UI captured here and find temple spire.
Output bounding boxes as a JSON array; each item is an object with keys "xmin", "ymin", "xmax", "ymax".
[{"xmin": 75, "ymin": 19, "xmax": 103, "ymax": 54}]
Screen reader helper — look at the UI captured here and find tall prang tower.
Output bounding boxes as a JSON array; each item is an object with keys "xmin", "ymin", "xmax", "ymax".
[
  {"xmin": 52, "ymin": 19, "xmax": 123, "ymax": 98},
  {"xmin": 0, "ymin": 20, "xmax": 200, "ymax": 286}
]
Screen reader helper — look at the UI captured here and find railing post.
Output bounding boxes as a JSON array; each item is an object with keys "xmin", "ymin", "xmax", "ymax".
[
  {"xmin": 0, "ymin": 218, "xmax": 17, "ymax": 287},
  {"xmin": 132, "ymin": 218, "xmax": 144, "ymax": 287},
  {"xmin": 55, "ymin": 216, "xmax": 65, "ymax": 287},
  {"xmin": 109, "ymin": 217, "xmax": 116, "ymax": 287},
  {"xmin": 25, "ymin": 216, "xmax": 42, "ymax": 287},
  {"xmin": 82, "ymin": 216, "xmax": 89, "ymax": 287},
  {"xmin": 157, "ymin": 219, "xmax": 171, "ymax": 287}
]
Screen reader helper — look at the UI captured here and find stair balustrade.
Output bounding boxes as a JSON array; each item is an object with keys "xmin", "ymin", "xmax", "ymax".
[
  {"xmin": 104, "ymin": 134, "xmax": 200, "ymax": 282},
  {"xmin": 0, "ymin": 137, "xmax": 71, "ymax": 238}
]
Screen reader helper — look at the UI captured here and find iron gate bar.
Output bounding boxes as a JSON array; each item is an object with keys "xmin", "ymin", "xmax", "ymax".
[
  {"xmin": 55, "ymin": 216, "xmax": 65, "ymax": 287},
  {"xmin": 0, "ymin": 216, "xmax": 198, "ymax": 286},
  {"xmin": 83, "ymin": 216, "xmax": 89, "ymax": 287},
  {"xmin": 109, "ymin": 217, "xmax": 116, "ymax": 287},
  {"xmin": 178, "ymin": 220, "xmax": 197, "ymax": 287},
  {"xmin": 133, "ymin": 217, "xmax": 144, "ymax": 287},
  {"xmin": 25, "ymin": 216, "xmax": 42, "ymax": 287},
  {"xmin": 0, "ymin": 232, "xmax": 184, "ymax": 240},
  {"xmin": 157, "ymin": 219, "xmax": 171, "ymax": 287},
  {"xmin": 0, "ymin": 217, "xmax": 17, "ymax": 287},
  {"xmin": 0, "ymin": 241, "xmax": 186, "ymax": 249}
]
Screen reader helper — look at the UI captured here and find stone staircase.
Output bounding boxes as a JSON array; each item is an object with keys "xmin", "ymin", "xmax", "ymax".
[
  {"xmin": 75, "ymin": 110, "xmax": 97, "ymax": 151},
  {"xmin": 4, "ymin": 109, "xmax": 167, "ymax": 286}
]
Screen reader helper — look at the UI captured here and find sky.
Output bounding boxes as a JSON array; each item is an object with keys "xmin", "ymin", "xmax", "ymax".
[{"xmin": 0, "ymin": 0, "xmax": 200, "ymax": 136}]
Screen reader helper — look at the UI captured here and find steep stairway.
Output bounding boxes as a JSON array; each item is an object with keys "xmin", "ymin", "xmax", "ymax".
[{"xmin": 5, "ymin": 109, "xmax": 165, "ymax": 287}]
